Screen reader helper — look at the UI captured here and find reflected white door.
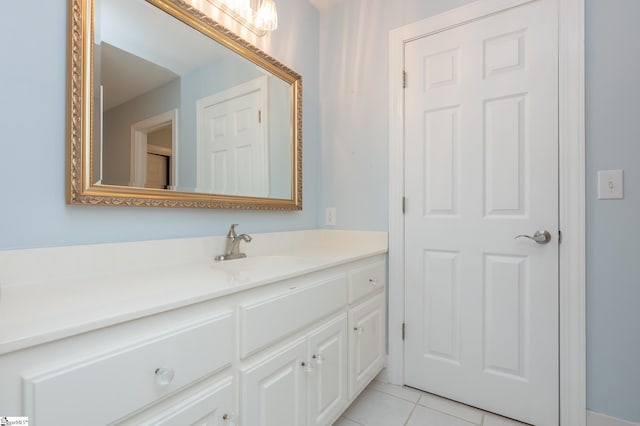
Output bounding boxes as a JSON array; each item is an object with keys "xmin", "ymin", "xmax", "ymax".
[
  {"xmin": 197, "ymin": 78, "xmax": 267, "ymax": 196},
  {"xmin": 403, "ymin": 1, "xmax": 559, "ymax": 424}
]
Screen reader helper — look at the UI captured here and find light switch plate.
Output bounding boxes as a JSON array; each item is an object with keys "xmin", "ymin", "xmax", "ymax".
[{"xmin": 597, "ymin": 169, "xmax": 624, "ymax": 200}]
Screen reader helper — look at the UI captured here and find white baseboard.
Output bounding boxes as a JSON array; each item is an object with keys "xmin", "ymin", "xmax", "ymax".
[
  {"xmin": 588, "ymin": 411, "xmax": 640, "ymax": 426},
  {"xmin": 374, "ymin": 367, "xmax": 389, "ymax": 384}
]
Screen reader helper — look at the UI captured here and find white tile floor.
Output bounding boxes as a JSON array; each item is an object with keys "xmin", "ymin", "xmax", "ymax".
[{"xmin": 333, "ymin": 379, "xmax": 530, "ymax": 426}]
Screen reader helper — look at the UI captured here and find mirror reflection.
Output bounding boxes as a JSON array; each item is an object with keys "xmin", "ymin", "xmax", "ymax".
[{"xmin": 94, "ymin": 0, "xmax": 293, "ymax": 199}]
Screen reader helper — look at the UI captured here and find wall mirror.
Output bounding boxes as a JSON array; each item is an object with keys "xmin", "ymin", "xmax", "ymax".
[{"xmin": 67, "ymin": 0, "xmax": 302, "ymax": 210}]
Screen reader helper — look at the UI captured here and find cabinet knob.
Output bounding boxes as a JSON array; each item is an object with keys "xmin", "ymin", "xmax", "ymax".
[
  {"xmin": 369, "ymin": 278, "xmax": 378, "ymax": 285},
  {"xmin": 154, "ymin": 367, "xmax": 175, "ymax": 386},
  {"xmin": 301, "ymin": 361, "xmax": 314, "ymax": 372},
  {"xmin": 353, "ymin": 326, "xmax": 365, "ymax": 335},
  {"xmin": 222, "ymin": 412, "xmax": 236, "ymax": 425},
  {"xmin": 312, "ymin": 354, "xmax": 325, "ymax": 364}
]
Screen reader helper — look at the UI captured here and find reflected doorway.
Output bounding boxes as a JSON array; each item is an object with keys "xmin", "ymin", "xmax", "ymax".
[
  {"xmin": 145, "ymin": 125, "xmax": 172, "ymax": 189},
  {"xmin": 129, "ymin": 109, "xmax": 178, "ymax": 190}
]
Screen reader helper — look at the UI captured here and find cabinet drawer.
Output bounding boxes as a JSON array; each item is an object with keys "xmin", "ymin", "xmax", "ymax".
[
  {"xmin": 119, "ymin": 376, "xmax": 234, "ymax": 426},
  {"xmin": 23, "ymin": 313, "xmax": 233, "ymax": 426},
  {"xmin": 348, "ymin": 260, "xmax": 386, "ymax": 304},
  {"xmin": 240, "ymin": 274, "xmax": 347, "ymax": 358}
]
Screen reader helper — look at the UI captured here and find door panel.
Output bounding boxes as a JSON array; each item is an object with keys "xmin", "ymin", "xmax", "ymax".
[
  {"xmin": 483, "ymin": 254, "xmax": 528, "ymax": 378},
  {"xmin": 423, "ymin": 250, "xmax": 460, "ymax": 364},
  {"xmin": 403, "ymin": 1, "xmax": 559, "ymax": 424}
]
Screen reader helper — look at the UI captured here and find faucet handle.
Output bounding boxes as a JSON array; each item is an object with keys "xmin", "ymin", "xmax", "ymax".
[{"xmin": 227, "ymin": 224, "xmax": 239, "ymax": 238}]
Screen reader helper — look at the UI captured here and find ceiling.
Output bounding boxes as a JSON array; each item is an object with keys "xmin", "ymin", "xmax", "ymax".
[
  {"xmin": 308, "ymin": 0, "xmax": 349, "ymax": 11},
  {"xmin": 98, "ymin": 0, "xmax": 231, "ymax": 110},
  {"xmin": 100, "ymin": 43, "xmax": 178, "ymax": 111}
]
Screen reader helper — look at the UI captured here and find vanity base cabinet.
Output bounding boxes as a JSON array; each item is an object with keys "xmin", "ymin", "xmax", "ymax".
[
  {"xmin": 0, "ymin": 254, "xmax": 386, "ymax": 426},
  {"xmin": 349, "ymin": 293, "xmax": 386, "ymax": 400},
  {"xmin": 241, "ymin": 338, "xmax": 309, "ymax": 426}
]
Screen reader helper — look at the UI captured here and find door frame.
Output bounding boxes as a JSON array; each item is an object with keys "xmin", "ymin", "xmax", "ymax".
[
  {"xmin": 387, "ymin": 0, "xmax": 586, "ymax": 424},
  {"xmin": 129, "ymin": 109, "xmax": 179, "ymax": 189}
]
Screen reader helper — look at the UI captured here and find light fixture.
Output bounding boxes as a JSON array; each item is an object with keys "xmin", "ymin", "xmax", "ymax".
[
  {"xmin": 202, "ymin": 0, "xmax": 278, "ymax": 36},
  {"xmin": 255, "ymin": 0, "xmax": 278, "ymax": 32}
]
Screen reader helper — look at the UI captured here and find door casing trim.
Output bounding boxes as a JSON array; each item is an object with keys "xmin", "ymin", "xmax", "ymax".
[{"xmin": 387, "ymin": 0, "xmax": 585, "ymax": 424}]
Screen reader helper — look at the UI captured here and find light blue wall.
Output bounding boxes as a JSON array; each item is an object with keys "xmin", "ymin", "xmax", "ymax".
[
  {"xmin": 103, "ymin": 78, "xmax": 180, "ymax": 186},
  {"xmin": 318, "ymin": 0, "xmax": 472, "ymax": 231},
  {"xmin": 318, "ymin": 0, "xmax": 640, "ymax": 422},
  {"xmin": 0, "ymin": 0, "xmax": 319, "ymax": 250},
  {"xmin": 585, "ymin": 0, "xmax": 640, "ymax": 422}
]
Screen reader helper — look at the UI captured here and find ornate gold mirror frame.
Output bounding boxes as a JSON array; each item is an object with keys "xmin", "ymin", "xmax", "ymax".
[{"xmin": 67, "ymin": 0, "xmax": 302, "ymax": 210}]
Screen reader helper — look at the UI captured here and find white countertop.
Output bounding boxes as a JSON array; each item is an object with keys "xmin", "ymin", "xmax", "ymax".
[{"xmin": 0, "ymin": 230, "xmax": 387, "ymax": 355}]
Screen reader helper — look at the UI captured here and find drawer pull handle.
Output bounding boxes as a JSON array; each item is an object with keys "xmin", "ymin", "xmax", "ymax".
[
  {"xmin": 154, "ymin": 367, "xmax": 175, "ymax": 386},
  {"xmin": 312, "ymin": 354, "xmax": 325, "ymax": 364},
  {"xmin": 353, "ymin": 326, "xmax": 365, "ymax": 335}
]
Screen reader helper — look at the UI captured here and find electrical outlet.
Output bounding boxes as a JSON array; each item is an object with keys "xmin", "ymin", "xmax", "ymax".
[
  {"xmin": 597, "ymin": 170, "xmax": 624, "ymax": 200},
  {"xmin": 325, "ymin": 207, "xmax": 336, "ymax": 226}
]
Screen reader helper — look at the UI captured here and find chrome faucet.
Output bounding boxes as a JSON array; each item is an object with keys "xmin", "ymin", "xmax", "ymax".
[{"xmin": 215, "ymin": 224, "xmax": 252, "ymax": 261}]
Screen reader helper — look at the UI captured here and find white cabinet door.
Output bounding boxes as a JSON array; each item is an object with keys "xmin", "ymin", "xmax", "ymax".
[
  {"xmin": 307, "ymin": 314, "xmax": 348, "ymax": 426},
  {"xmin": 349, "ymin": 294, "xmax": 385, "ymax": 399},
  {"xmin": 241, "ymin": 338, "xmax": 308, "ymax": 426}
]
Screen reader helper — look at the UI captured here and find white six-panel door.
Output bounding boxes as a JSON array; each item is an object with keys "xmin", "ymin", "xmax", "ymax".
[
  {"xmin": 196, "ymin": 78, "xmax": 267, "ymax": 196},
  {"xmin": 403, "ymin": 1, "xmax": 559, "ymax": 424}
]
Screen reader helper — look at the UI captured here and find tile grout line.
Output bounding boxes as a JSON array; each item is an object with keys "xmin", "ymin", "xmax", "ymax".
[
  {"xmin": 369, "ymin": 384, "xmax": 422, "ymax": 404},
  {"xmin": 350, "ymin": 382, "xmax": 530, "ymax": 426},
  {"xmin": 403, "ymin": 401, "xmax": 419, "ymax": 426},
  {"xmin": 340, "ymin": 413, "xmax": 366, "ymax": 426},
  {"xmin": 374, "ymin": 385, "xmax": 486, "ymax": 426},
  {"xmin": 347, "ymin": 383, "xmax": 523, "ymax": 426}
]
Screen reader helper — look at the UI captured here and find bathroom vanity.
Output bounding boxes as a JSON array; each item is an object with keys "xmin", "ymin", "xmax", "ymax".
[{"xmin": 0, "ymin": 230, "xmax": 387, "ymax": 426}]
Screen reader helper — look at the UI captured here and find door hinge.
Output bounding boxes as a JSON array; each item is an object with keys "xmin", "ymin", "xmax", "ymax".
[
  {"xmin": 258, "ymin": 110, "xmax": 262, "ymax": 123},
  {"xmin": 402, "ymin": 323, "xmax": 406, "ymax": 341},
  {"xmin": 402, "ymin": 197, "xmax": 406, "ymax": 214},
  {"xmin": 402, "ymin": 70, "xmax": 407, "ymax": 89},
  {"xmin": 558, "ymin": 230, "xmax": 562, "ymax": 244}
]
